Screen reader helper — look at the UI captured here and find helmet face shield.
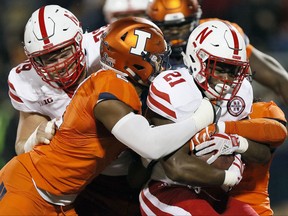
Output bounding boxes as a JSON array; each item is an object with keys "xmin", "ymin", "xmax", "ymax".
[
  {"xmin": 198, "ymin": 51, "xmax": 249, "ymax": 100},
  {"xmin": 142, "ymin": 45, "xmax": 172, "ymax": 83},
  {"xmin": 160, "ymin": 21, "xmax": 192, "ymax": 47},
  {"xmin": 146, "ymin": 0, "xmax": 201, "ymax": 47},
  {"xmin": 28, "ymin": 33, "xmax": 86, "ymax": 89}
]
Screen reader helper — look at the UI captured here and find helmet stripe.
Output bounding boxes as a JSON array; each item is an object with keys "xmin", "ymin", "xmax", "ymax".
[
  {"xmin": 224, "ymin": 22, "xmax": 239, "ymax": 55},
  {"xmin": 38, "ymin": 6, "xmax": 50, "ymax": 44}
]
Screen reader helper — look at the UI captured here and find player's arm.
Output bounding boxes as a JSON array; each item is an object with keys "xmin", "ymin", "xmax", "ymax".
[
  {"xmin": 93, "ymin": 97, "xmax": 215, "ymax": 160},
  {"xmin": 220, "ymin": 101, "xmax": 287, "ymax": 148},
  {"xmin": 250, "ymin": 47, "xmax": 288, "ymax": 105},
  {"xmin": 193, "ymin": 121, "xmax": 278, "ymax": 164},
  {"xmin": 162, "ymin": 142, "xmax": 224, "ymax": 186},
  {"xmin": 15, "ymin": 111, "xmax": 56, "ymax": 154},
  {"xmin": 149, "ymin": 111, "xmax": 243, "ymax": 188},
  {"xmin": 194, "ymin": 102, "xmax": 287, "ymax": 163}
]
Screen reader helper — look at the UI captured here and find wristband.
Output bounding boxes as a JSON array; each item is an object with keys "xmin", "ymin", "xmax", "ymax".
[
  {"xmin": 23, "ymin": 126, "xmax": 39, "ymax": 153},
  {"xmin": 223, "ymin": 170, "xmax": 237, "ymax": 187},
  {"xmin": 237, "ymin": 136, "xmax": 249, "ymax": 153},
  {"xmin": 217, "ymin": 121, "xmax": 225, "ymax": 133}
]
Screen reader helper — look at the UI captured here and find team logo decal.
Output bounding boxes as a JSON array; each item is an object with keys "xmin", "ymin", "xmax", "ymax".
[{"xmin": 227, "ymin": 96, "xmax": 245, "ymax": 117}]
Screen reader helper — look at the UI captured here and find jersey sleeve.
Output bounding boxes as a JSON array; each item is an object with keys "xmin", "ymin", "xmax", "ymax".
[
  {"xmin": 224, "ymin": 101, "xmax": 287, "ymax": 147},
  {"xmin": 83, "ymin": 26, "xmax": 107, "ymax": 75},
  {"xmin": 92, "ymin": 70, "xmax": 141, "ymax": 113},
  {"xmin": 8, "ymin": 63, "xmax": 40, "ymax": 113},
  {"xmin": 147, "ymin": 68, "xmax": 203, "ymax": 122}
]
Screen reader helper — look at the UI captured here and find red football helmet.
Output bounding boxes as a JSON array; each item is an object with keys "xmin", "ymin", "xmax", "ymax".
[{"xmin": 100, "ymin": 17, "xmax": 171, "ymax": 86}]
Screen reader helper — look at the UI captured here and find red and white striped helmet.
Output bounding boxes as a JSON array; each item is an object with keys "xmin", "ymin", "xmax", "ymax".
[
  {"xmin": 24, "ymin": 5, "xmax": 85, "ymax": 90},
  {"xmin": 183, "ymin": 20, "xmax": 250, "ymax": 100}
]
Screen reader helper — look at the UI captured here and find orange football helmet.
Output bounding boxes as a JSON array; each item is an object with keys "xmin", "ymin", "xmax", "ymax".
[
  {"xmin": 100, "ymin": 17, "xmax": 170, "ymax": 86},
  {"xmin": 146, "ymin": 0, "xmax": 201, "ymax": 48}
]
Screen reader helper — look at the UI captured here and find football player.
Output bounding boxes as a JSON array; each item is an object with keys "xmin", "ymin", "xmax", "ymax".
[
  {"xmin": 8, "ymin": 4, "xmax": 105, "ymax": 156},
  {"xmin": 146, "ymin": 0, "xmax": 288, "ymax": 106},
  {"xmin": 139, "ymin": 20, "xmax": 287, "ymax": 215},
  {"xmin": 8, "ymin": 5, "xmax": 140, "ymax": 215},
  {"xmin": 0, "ymin": 16, "xmax": 216, "ymax": 215}
]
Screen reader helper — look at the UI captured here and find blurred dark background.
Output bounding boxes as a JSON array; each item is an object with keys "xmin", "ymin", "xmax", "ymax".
[{"xmin": 0, "ymin": 0, "xmax": 287, "ymax": 214}]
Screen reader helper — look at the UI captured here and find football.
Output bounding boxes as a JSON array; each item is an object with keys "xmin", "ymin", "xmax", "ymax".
[{"xmin": 196, "ymin": 152, "xmax": 234, "ymax": 170}]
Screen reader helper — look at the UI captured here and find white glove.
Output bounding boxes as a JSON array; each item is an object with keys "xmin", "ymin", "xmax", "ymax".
[
  {"xmin": 24, "ymin": 119, "xmax": 56, "ymax": 153},
  {"xmin": 222, "ymin": 154, "xmax": 245, "ymax": 191},
  {"xmin": 195, "ymin": 132, "xmax": 249, "ymax": 164}
]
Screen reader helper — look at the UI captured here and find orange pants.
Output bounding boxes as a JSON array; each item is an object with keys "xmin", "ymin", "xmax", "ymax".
[{"xmin": 0, "ymin": 156, "xmax": 77, "ymax": 215}]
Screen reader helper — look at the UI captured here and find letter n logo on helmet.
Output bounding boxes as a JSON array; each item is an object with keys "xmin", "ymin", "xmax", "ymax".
[
  {"xmin": 196, "ymin": 27, "xmax": 213, "ymax": 44},
  {"xmin": 130, "ymin": 30, "xmax": 151, "ymax": 55}
]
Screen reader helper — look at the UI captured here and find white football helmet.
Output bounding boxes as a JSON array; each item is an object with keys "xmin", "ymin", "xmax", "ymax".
[
  {"xmin": 183, "ymin": 20, "xmax": 250, "ymax": 100},
  {"xmin": 103, "ymin": 0, "xmax": 149, "ymax": 23},
  {"xmin": 24, "ymin": 5, "xmax": 85, "ymax": 91}
]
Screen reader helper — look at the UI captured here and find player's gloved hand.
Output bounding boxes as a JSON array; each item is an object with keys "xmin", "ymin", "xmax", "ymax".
[
  {"xmin": 194, "ymin": 132, "xmax": 249, "ymax": 164},
  {"xmin": 189, "ymin": 123, "xmax": 217, "ymax": 151},
  {"xmin": 222, "ymin": 154, "xmax": 245, "ymax": 191},
  {"xmin": 24, "ymin": 118, "xmax": 56, "ymax": 153}
]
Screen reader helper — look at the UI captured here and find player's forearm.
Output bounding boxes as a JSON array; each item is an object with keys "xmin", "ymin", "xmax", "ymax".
[
  {"xmin": 223, "ymin": 118, "xmax": 287, "ymax": 147},
  {"xmin": 112, "ymin": 99, "xmax": 215, "ymax": 160},
  {"xmin": 240, "ymin": 139, "xmax": 271, "ymax": 163},
  {"xmin": 162, "ymin": 155, "xmax": 225, "ymax": 186},
  {"xmin": 15, "ymin": 141, "xmax": 26, "ymax": 155}
]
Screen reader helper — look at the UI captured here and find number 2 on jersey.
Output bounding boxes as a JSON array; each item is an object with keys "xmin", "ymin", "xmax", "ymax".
[{"xmin": 163, "ymin": 71, "xmax": 185, "ymax": 87}]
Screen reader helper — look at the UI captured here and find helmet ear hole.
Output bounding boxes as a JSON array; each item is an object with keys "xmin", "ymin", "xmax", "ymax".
[
  {"xmin": 133, "ymin": 64, "xmax": 144, "ymax": 70},
  {"xmin": 120, "ymin": 32, "xmax": 128, "ymax": 41}
]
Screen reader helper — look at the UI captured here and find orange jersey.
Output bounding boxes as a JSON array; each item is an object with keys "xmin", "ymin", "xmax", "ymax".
[
  {"xmin": 18, "ymin": 70, "xmax": 141, "ymax": 196},
  {"xmin": 200, "ymin": 18, "xmax": 254, "ymax": 59},
  {"xmin": 229, "ymin": 101, "xmax": 287, "ymax": 215}
]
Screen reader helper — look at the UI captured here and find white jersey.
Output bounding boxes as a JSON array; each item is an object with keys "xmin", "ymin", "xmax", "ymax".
[
  {"xmin": 147, "ymin": 67, "xmax": 253, "ymax": 184},
  {"xmin": 147, "ymin": 68, "xmax": 203, "ymax": 123},
  {"xmin": 7, "ymin": 25, "xmax": 132, "ymax": 176},
  {"xmin": 8, "ymin": 26, "xmax": 106, "ymax": 119}
]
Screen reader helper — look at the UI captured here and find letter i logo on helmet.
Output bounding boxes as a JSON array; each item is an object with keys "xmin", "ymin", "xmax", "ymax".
[
  {"xmin": 100, "ymin": 16, "xmax": 170, "ymax": 87},
  {"xmin": 130, "ymin": 30, "xmax": 151, "ymax": 56}
]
